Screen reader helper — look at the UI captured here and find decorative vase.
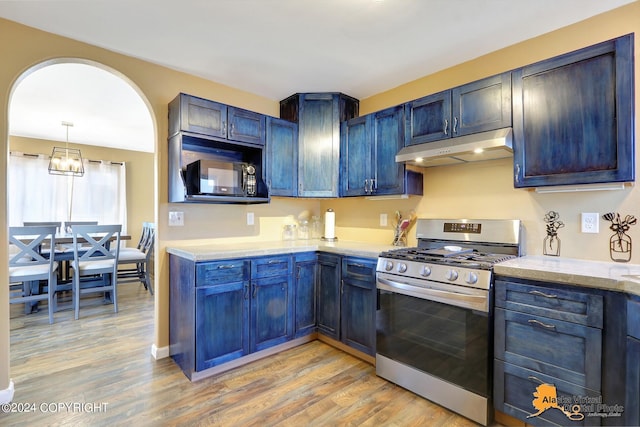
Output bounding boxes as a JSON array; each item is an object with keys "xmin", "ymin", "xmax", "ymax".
[
  {"xmin": 610, "ymin": 232, "xmax": 632, "ymax": 262},
  {"xmin": 543, "ymin": 235, "xmax": 560, "ymax": 256}
]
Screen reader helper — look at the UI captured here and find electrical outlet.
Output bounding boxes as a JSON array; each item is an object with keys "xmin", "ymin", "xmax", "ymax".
[
  {"xmin": 380, "ymin": 213, "xmax": 388, "ymax": 227},
  {"xmin": 168, "ymin": 211, "xmax": 184, "ymax": 226},
  {"xmin": 581, "ymin": 212, "xmax": 599, "ymax": 233},
  {"xmin": 247, "ymin": 212, "xmax": 255, "ymax": 226}
]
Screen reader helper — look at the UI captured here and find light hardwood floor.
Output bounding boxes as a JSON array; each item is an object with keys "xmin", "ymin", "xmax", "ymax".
[{"xmin": 7, "ymin": 283, "xmax": 489, "ymax": 426}]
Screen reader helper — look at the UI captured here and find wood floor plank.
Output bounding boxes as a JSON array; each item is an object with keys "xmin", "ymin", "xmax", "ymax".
[{"xmin": 6, "ymin": 283, "xmax": 498, "ymax": 426}]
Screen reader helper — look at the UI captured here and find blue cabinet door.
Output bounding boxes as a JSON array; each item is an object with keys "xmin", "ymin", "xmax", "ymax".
[
  {"xmin": 266, "ymin": 117, "xmax": 298, "ymax": 196},
  {"xmin": 195, "ymin": 281, "xmax": 249, "ymax": 371},
  {"xmin": 373, "ymin": 105, "xmax": 406, "ymax": 195},
  {"xmin": 452, "ymin": 71, "xmax": 511, "ymax": 137},
  {"xmin": 294, "ymin": 253, "xmax": 317, "ymax": 337},
  {"xmin": 404, "ymin": 90, "xmax": 451, "ymax": 145},
  {"xmin": 317, "ymin": 253, "xmax": 341, "ymax": 339},
  {"xmin": 340, "ymin": 115, "xmax": 372, "ymax": 196},
  {"xmin": 251, "ymin": 274, "xmax": 293, "ymax": 352},
  {"xmin": 178, "ymin": 94, "xmax": 227, "ymax": 139},
  {"xmin": 513, "ymin": 34, "xmax": 634, "ymax": 187},
  {"xmin": 228, "ymin": 106, "xmax": 266, "ymax": 146},
  {"xmin": 340, "ymin": 257, "xmax": 376, "ymax": 355}
]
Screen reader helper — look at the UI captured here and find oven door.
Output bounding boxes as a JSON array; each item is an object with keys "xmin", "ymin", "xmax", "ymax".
[{"xmin": 376, "ymin": 272, "xmax": 492, "ymax": 397}]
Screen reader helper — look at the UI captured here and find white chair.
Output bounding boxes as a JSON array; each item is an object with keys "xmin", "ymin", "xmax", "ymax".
[
  {"xmin": 69, "ymin": 224, "xmax": 121, "ymax": 320},
  {"xmin": 116, "ymin": 222, "xmax": 155, "ymax": 294},
  {"xmin": 9, "ymin": 225, "xmax": 59, "ymax": 324}
]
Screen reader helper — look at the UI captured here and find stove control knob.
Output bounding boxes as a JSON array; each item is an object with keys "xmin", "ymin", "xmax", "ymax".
[
  {"xmin": 465, "ymin": 272, "xmax": 478, "ymax": 285},
  {"xmin": 420, "ymin": 266, "xmax": 432, "ymax": 277},
  {"xmin": 445, "ymin": 269, "xmax": 459, "ymax": 281},
  {"xmin": 384, "ymin": 261, "xmax": 394, "ymax": 271},
  {"xmin": 397, "ymin": 263, "xmax": 407, "ymax": 273}
]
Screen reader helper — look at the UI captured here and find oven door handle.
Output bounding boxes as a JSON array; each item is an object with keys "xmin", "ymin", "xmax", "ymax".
[{"xmin": 377, "ymin": 276, "xmax": 488, "ymax": 312}]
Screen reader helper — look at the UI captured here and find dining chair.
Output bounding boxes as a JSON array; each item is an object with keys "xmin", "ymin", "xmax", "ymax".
[
  {"xmin": 69, "ymin": 224, "xmax": 121, "ymax": 320},
  {"xmin": 9, "ymin": 225, "xmax": 59, "ymax": 324},
  {"xmin": 116, "ymin": 222, "xmax": 155, "ymax": 294}
]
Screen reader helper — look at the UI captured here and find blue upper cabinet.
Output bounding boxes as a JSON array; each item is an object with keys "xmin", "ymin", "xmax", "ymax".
[
  {"xmin": 170, "ymin": 93, "xmax": 265, "ymax": 146},
  {"xmin": 266, "ymin": 117, "xmax": 298, "ymax": 197},
  {"xmin": 404, "ymin": 72, "xmax": 512, "ymax": 146},
  {"xmin": 512, "ymin": 34, "xmax": 634, "ymax": 188},
  {"xmin": 341, "ymin": 105, "xmax": 422, "ymax": 196},
  {"xmin": 280, "ymin": 93, "xmax": 359, "ymax": 197}
]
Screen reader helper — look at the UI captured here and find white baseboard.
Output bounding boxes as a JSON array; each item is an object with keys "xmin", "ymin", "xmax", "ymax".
[
  {"xmin": 0, "ymin": 380, "xmax": 14, "ymax": 404},
  {"xmin": 151, "ymin": 344, "xmax": 169, "ymax": 360}
]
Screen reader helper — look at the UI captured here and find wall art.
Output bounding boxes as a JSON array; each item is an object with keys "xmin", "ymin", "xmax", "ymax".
[
  {"xmin": 603, "ymin": 212, "xmax": 636, "ymax": 262},
  {"xmin": 543, "ymin": 211, "xmax": 564, "ymax": 256}
]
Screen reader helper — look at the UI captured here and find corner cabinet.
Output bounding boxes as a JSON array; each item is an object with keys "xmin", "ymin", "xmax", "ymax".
[
  {"xmin": 340, "ymin": 105, "xmax": 423, "ymax": 197},
  {"xmin": 280, "ymin": 93, "xmax": 359, "ymax": 197},
  {"xmin": 405, "ymin": 72, "xmax": 512, "ymax": 146},
  {"xmin": 512, "ymin": 34, "xmax": 635, "ymax": 188}
]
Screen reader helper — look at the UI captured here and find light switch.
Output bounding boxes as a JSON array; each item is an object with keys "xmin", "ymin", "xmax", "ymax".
[{"xmin": 169, "ymin": 211, "xmax": 184, "ymax": 226}]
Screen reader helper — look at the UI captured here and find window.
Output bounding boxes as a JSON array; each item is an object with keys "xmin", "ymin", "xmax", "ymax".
[{"xmin": 8, "ymin": 152, "xmax": 127, "ymax": 232}]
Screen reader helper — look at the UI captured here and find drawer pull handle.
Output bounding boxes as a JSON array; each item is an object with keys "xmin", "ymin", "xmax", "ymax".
[
  {"xmin": 217, "ymin": 265, "xmax": 235, "ymax": 270},
  {"xmin": 528, "ymin": 319, "xmax": 556, "ymax": 330},
  {"xmin": 529, "ymin": 290, "xmax": 558, "ymax": 299},
  {"xmin": 527, "ymin": 375, "xmax": 545, "ymax": 384},
  {"xmin": 350, "ymin": 263, "xmax": 367, "ymax": 268},
  {"xmin": 268, "ymin": 260, "xmax": 282, "ymax": 264}
]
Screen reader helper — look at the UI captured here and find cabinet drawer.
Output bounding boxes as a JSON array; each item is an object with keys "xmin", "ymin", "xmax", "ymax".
[
  {"xmin": 494, "ymin": 360, "xmax": 602, "ymax": 427},
  {"xmin": 495, "ymin": 280, "xmax": 603, "ymax": 327},
  {"xmin": 251, "ymin": 255, "xmax": 292, "ymax": 279},
  {"xmin": 341, "ymin": 257, "xmax": 376, "ymax": 282},
  {"xmin": 495, "ymin": 308, "xmax": 602, "ymax": 390},
  {"xmin": 196, "ymin": 259, "xmax": 249, "ymax": 286}
]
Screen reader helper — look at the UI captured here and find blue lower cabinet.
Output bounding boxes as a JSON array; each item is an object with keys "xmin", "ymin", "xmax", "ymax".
[
  {"xmin": 294, "ymin": 252, "xmax": 317, "ymax": 338},
  {"xmin": 317, "ymin": 253, "xmax": 341, "ymax": 339},
  {"xmin": 340, "ymin": 273, "xmax": 376, "ymax": 355},
  {"xmin": 251, "ymin": 274, "xmax": 293, "ymax": 352},
  {"xmin": 195, "ymin": 281, "xmax": 250, "ymax": 371}
]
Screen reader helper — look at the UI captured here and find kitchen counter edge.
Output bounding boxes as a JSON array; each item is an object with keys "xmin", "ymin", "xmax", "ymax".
[
  {"xmin": 494, "ymin": 255, "xmax": 640, "ymax": 297},
  {"xmin": 166, "ymin": 239, "xmax": 395, "ymax": 262}
]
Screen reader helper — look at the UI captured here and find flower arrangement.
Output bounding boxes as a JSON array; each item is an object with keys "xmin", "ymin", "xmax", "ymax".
[
  {"xmin": 543, "ymin": 211, "xmax": 564, "ymax": 256},
  {"xmin": 602, "ymin": 212, "xmax": 636, "ymax": 262}
]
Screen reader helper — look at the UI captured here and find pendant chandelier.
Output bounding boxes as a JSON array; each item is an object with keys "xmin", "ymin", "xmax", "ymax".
[{"xmin": 48, "ymin": 121, "xmax": 84, "ymax": 177}]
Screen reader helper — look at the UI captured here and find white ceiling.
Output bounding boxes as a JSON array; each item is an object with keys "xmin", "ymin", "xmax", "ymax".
[{"xmin": 1, "ymin": 0, "xmax": 635, "ymax": 151}]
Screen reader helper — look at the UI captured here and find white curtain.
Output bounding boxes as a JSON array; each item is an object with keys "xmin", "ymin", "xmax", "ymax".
[{"xmin": 8, "ymin": 152, "xmax": 127, "ymax": 233}]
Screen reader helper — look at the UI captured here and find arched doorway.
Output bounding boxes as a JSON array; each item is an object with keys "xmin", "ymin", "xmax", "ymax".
[{"xmin": 7, "ymin": 57, "xmax": 157, "ymax": 360}]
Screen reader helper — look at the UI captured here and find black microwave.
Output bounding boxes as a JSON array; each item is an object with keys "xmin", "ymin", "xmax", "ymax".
[{"xmin": 185, "ymin": 160, "xmax": 257, "ymax": 197}]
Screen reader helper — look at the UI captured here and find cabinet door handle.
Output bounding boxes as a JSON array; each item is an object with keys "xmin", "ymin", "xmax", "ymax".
[
  {"xmin": 217, "ymin": 264, "xmax": 235, "ymax": 270},
  {"xmin": 229, "ymin": 123, "xmax": 235, "ymax": 137},
  {"xmin": 371, "ymin": 178, "xmax": 376, "ymax": 193},
  {"xmin": 515, "ymin": 164, "xmax": 520, "ymax": 184},
  {"xmin": 244, "ymin": 284, "xmax": 250, "ymax": 300},
  {"xmin": 443, "ymin": 119, "xmax": 449, "ymax": 135},
  {"xmin": 529, "ymin": 290, "xmax": 558, "ymax": 299},
  {"xmin": 528, "ymin": 319, "xmax": 556, "ymax": 331},
  {"xmin": 341, "ymin": 279, "xmax": 344, "ymax": 295},
  {"xmin": 252, "ymin": 284, "xmax": 257, "ymax": 298},
  {"xmin": 222, "ymin": 121, "xmax": 227, "ymax": 135},
  {"xmin": 527, "ymin": 375, "xmax": 545, "ymax": 384},
  {"xmin": 364, "ymin": 179, "xmax": 369, "ymax": 193},
  {"xmin": 453, "ymin": 117, "xmax": 458, "ymax": 134}
]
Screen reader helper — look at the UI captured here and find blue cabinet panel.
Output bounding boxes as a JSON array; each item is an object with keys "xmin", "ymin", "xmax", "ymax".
[
  {"xmin": 294, "ymin": 252, "xmax": 317, "ymax": 338},
  {"xmin": 195, "ymin": 281, "xmax": 249, "ymax": 371},
  {"xmin": 340, "ymin": 257, "xmax": 376, "ymax": 355},
  {"xmin": 513, "ymin": 34, "xmax": 634, "ymax": 187},
  {"xmin": 317, "ymin": 253, "xmax": 341, "ymax": 339},
  {"xmin": 266, "ymin": 117, "xmax": 298, "ymax": 196},
  {"xmin": 228, "ymin": 106, "xmax": 266, "ymax": 146},
  {"xmin": 251, "ymin": 274, "xmax": 293, "ymax": 352},
  {"xmin": 405, "ymin": 90, "xmax": 451, "ymax": 145}
]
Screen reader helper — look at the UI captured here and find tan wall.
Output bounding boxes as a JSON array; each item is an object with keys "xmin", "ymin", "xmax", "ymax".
[
  {"xmin": 9, "ymin": 136, "xmax": 154, "ymax": 243},
  {"xmin": 324, "ymin": 2, "xmax": 640, "ymax": 261},
  {"xmin": 1, "ymin": 2, "xmax": 639, "ymax": 393}
]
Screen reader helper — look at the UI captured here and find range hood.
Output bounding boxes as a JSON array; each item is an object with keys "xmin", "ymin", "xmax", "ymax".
[{"xmin": 396, "ymin": 128, "xmax": 513, "ymax": 167}]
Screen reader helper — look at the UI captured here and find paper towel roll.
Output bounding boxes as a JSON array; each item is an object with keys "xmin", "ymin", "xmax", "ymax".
[{"xmin": 324, "ymin": 209, "xmax": 336, "ymax": 239}]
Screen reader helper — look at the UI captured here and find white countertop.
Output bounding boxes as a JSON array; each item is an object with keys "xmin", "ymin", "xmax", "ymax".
[
  {"xmin": 494, "ymin": 255, "xmax": 640, "ymax": 296},
  {"xmin": 166, "ymin": 239, "xmax": 396, "ymax": 262}
]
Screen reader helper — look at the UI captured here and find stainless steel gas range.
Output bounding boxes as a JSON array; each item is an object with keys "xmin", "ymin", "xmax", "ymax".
[{"xmin": 375, "ymin": 218, "xmax": 523, "ymax": 426}]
